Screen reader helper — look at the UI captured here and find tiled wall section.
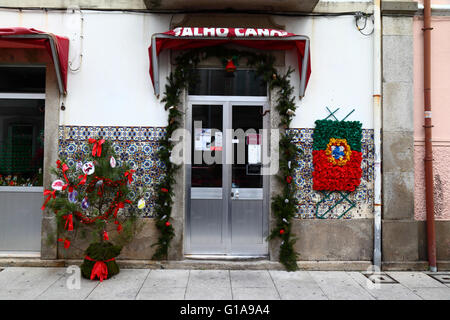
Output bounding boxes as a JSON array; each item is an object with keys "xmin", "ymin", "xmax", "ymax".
[
  {"xmin": 58, "ymin": 126, "xmax": 374, "ymax": 219},
  {"xmin": 58, "ymin": 126, "xmax": 166, "ymax": 217},
  {"xmin": 289, "ymin": 129, "xmax": 374, "ymax": 219}
]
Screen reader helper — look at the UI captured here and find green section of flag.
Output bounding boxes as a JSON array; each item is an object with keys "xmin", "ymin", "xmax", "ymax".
[{"xmin": 312, "ymin": 120, "xmax": 362, "ymax": 152}]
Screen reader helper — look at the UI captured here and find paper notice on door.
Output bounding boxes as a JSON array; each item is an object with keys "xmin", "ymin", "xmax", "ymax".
[
  {"xmin": 248, "ymin": 144, "xmax": 261, "ymax": 164},
  {"xmin": 211, "ymin": 131, "xmax": 223, "ymax": 151},
  {"xmin": 194, "ymin": 128, "xmax": 203, "ymax": 151},
  {"xmin": 247, "ymin": 133, "xmax": 261, "ymax": 145},
  {"xmin": 202, "ymin": 129, "xmax": 212, "ymax": 151}
]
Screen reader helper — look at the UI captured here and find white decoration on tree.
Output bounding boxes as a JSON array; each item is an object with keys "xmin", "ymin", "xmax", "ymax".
[
  {"xmin": 51, "ymin": 179, "xmax": 65, "ymax": 191},
  {"xmin": 110, "ymin": 156, "xmax": 116, "ymax": 168},
  {"xmin": 82, "ymin": 162, "xmax": 95, "ymax": 175},
  {"xmin": 138, "ymin": 199, "xmax": 146, "ymax": 209}
]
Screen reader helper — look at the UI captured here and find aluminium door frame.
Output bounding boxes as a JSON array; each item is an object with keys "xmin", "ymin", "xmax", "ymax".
[{"xmin": 185, "ymin": 95, "xmax": 270, "ymax": 257}]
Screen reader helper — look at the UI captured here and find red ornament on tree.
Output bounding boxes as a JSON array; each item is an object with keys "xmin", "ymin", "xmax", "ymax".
[
  {"xmin": 161, "ymin": 188, "xmax": 169, "ymax": 193},
  {"xmin": 58, "ymin": 238, "xmax": 71, "ymax": 249},
  {"xmin": 279, "ymin": 229, "xmax": 285, "ymax": 235},
  {"xmin": 165, "ymin": 221, "xmax": 171, "ymax": 227},
  {"xmin": 225, "ymin": 59, "xmax": 236, "ymax": 73},
  {"xmin": 286, "ymin": 176, "xmax": 293, "ymax": 184}
]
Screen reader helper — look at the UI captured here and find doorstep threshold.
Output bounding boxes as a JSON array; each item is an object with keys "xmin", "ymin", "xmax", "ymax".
[
  {"xmin": 185, "ymin": 255, "xmax": 268, "ymax": 261},
  {"xmin": 0, "ymin": 251, "xmax": 40, "ymax": 258}
]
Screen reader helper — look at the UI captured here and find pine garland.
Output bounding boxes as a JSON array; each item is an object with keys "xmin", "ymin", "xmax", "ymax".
[{"xmin": 152, "ymin": 46, "xmax": 302, "ymax": 270}]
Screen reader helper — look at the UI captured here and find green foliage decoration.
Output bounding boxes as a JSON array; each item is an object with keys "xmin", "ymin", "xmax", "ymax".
[
  {"xmin": 42, "ymin": 139, "xmax": 144, "ymax": 280},
  {"xmin": 153, "ymin": 46, "xmax": 302, "ymax": 270}
]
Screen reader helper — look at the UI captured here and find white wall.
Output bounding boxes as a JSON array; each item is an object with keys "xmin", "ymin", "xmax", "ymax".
[
  {"xmin": 276, "ymin": 15, "xmax": 374, "ymax": 128},
  {"xmin": 0, "ymin": 9, "xmax": 374, "ymax": 129}
]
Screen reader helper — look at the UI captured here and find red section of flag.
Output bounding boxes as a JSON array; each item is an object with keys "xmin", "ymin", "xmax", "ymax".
[{"xmin": 312, "ymin": 150, "xmax": 362, "ymax": 192}]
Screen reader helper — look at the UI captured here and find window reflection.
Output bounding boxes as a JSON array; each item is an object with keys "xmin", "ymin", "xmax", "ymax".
[
  {"xmin": 191, "ymin": 105, "xmax": 223, "ymax": 188},
  {"xmin": 0, "ymin": 99, "xmax": 44, "ymax": 186},
  {"xmin": 189, "ymin": 69, "xmax": 267, "ymax": 96}
]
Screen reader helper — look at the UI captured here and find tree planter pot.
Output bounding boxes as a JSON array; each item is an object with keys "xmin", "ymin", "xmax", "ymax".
[{"xmin": 80, "ymin": 242, "xmax": 121, "ymax": 281}]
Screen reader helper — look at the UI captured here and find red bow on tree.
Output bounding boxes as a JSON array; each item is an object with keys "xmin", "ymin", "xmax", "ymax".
[
  {"xmin": 63, "ymin": 214, "xmax": 74, "ymax": 231},
  {"xmin": 115, "ymin": 220, "xmax": 123, "ymax": 233},
  {"xmin": 41, "ymin": 189, "xmax": 56, "ymax": 210},
  {"xmin": 124, "ymin": 170, "xmax": 135, "ymax": 184},
  {"xmin": 88, "ymin": 138, "xmax": 105, "ymax": 157},
  {"xmin": 78, "ymin": 174, "xmax": 87, "ymax": 186},
  {"xmin": 113, "ymin": 200, "xmax": 132, "ymax": 218},
  {"xmin": 61, "ymin": 163, "xmax": 69, "ymax": 182},
  {"xmin": 58, "ymin": 238, "xmax": 71, "ymax": 249},
  {"xmin": 84, "ymin": 256, "xmax": 115, "ymax": 282}
]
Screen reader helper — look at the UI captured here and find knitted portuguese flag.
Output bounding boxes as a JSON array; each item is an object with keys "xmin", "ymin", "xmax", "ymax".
[{"xmin": 312, "ymin": 119, "xmax": 363, "ymax": 192}]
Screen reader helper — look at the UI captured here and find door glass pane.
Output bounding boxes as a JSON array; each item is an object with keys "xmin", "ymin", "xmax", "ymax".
[
  {"xmin": 189, "ymin": 69, "xmax": 267, "ymax": 96},
  {"xmin": 191, "ymin": 105, "xmax": 223, "ymax": 187},
  {"xmin": 232, "ymin": 105, "xmax": 263, "ymax": 188},
  {"xmin": 0, "ymin": 99, "xmax": 45, "ymax": 186}
]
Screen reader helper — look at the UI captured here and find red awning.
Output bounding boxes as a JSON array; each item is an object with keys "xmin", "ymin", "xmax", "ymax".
[
  {"xmin": 0, "ymin": 27, "xmax": 70, "ymax": 94},
  {"xmin": 149, "ymin": 27, "xmax": 311, "ymax": 97}
]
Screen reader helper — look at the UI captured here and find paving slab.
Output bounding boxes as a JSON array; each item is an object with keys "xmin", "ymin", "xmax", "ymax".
[
  {"xmin": 186, "ymin": 286, "xmax": 233, "ymax": 300},
  {"xmin": 185, "ymin": 270, "xmax": 232, "ymax": 300},
  {"xmin": 136, "ymin": 286, "xmax": 186, "ymax": 300},
  {"xmin": 141, "ymin": 269, "xmax": 190, "ymax": 288},
  {"xmin": 269, "ymin": 271, "xmax": 328, "ymax": 300},
  {"xmin": 36, "ymin": 271, "xmax": 99, "ymax": 300},
  {"xmin": 0, "ymin": 267, "xmax": 64, "ymax": 300},
  {"xmin": 412, "ymin": 288, "xmax": 450, "ymax": 300},
  {"xmin": 230, "ymin": 270, "xmax": 274, "ymax": 288},
  {"xmin": 387, "ymin": 272, "xmax": 447, "ymax": 289},
  {"xmin": 347, "ymin": 272, "xmax": 422, "ymax": 300},
  {"xmin": 309, "ymin": 271, "xmax": 375, "ymax": 300},
  {"xmin": 232, "ymin": 287, "xmax": 280, "ymax": 300},
  {"xmin": 86, "ymin": 269, "xmax": 149, "ymax": 300}
]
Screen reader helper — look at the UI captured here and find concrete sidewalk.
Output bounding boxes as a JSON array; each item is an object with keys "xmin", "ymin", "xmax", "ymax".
[{"xmin": 0, "ymin": 267, "xmax": 449, "ymax": 300}]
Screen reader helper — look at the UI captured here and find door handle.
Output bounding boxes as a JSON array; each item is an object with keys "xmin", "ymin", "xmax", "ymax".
[{"xmin": 231, "ymin": 190, "xmax": 239, "ymax": 199}]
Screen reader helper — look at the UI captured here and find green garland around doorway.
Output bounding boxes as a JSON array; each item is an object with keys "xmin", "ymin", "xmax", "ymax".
[{"xmin": 152, "ymin": 46, "xmax": 302, "ymax": 271}]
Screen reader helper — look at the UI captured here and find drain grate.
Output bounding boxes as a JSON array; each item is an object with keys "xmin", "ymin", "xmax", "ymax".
[
  {"xmin": 363, "ymin": 272, "xmax": 398, "ymax": 284},
  {"xmin": 428, "ymin": 273, "xmax": 450, "ymax": 284}
]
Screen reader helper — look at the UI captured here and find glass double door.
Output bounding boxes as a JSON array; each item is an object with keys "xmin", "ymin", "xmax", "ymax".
[{"xmin": 186, "ymin": 99, "xmax": 269, "ymax": 256}]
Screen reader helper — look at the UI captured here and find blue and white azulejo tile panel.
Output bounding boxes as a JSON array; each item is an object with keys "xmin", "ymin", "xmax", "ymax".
[
  {"xmin": 59, "ymin": 126, "xmax": 374, "ymax": 219},
  {"xmin": 58, "ymin": 126, "xmax": 166, "ymax": 217}
]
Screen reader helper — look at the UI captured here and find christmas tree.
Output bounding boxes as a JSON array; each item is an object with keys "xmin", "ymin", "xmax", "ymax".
[{"xmin": 42, "ymin": 138, "xmax": 143, "ymax": 281}]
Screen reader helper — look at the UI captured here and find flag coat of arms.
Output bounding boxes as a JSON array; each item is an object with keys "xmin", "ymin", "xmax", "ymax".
[{"xmin": 312, "ymin": 120, "xmax": 363, "ymax": 192}]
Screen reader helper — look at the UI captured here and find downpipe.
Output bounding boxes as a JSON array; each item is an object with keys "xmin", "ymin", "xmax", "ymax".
[
  {"xmin": 423, "ymin": 0, "xmax": 437, "ymax": 272},
  {"xmin": 373, "ymin": 0, "xmax": 382, "ymax": 270}
]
